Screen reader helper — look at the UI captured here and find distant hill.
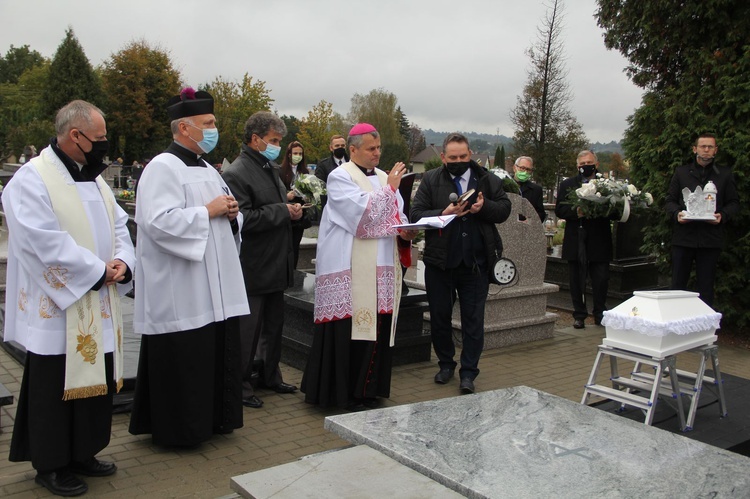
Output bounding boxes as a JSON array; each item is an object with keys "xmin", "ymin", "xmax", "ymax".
[
  {"xmin": 590, "ymin": 141, "xmax": 624, "ymax": 155},
  {"xmin": 422, "ymin": 128, "xmax": 623, "ymax": 155}
]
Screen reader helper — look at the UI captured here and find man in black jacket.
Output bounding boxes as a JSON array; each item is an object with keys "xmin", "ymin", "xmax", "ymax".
[
  {"xmin": 514, "ymin": 156, "xmax": 547, "ymax": 222},
  {"xmin": 555, "ymin": 151, "xmax": 612, "ymax": 329},
  {"xmin": 664, "ymin": 133, "xmax": 739, "ymax": 307},
  {"xmin": 411, "ymin": 133, "xmax": 511, "ymax": 394},
  {"xmin": 223, "ymin": 111, "xmax": 302, "ymax": 408},
  {"xmin": 314, "ymin": 134, "xmax": 348, "ymax": 183}
]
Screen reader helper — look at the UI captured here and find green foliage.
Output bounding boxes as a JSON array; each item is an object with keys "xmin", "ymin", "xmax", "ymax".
[
  {"xmin": 101, "ymin": 40, "xmax": 182, "ymax": 163},
  {"xmin": 597, "ymin": 0, "xmax": 750, "ymax": 331},
  {"xmin": 349, "ymin": 88, "xmax": 410, "ymax": 169},
  {"xmin": 297, "ymin": 100, "xmax": 340, "ymax": 163},
  {"xmin": 470, "ymin": 138, "xmax": 491, "ymax": 154},
  {"xmin": 279, "ymin": 115, "xmax": 301, "ymax": 154},
  {"xmin": 0, "ymin": 62, "xmax": 52, "ymax": 160},
  {"xmin": 424, "ymin": 157, "xmax": 443, "ymax": 171},
  {"xmin": 510, "ymin": 0, "xmax": 588, "ymax": 192},
  {"xmin": 44, "ymin": 28, "xmax": 103, "ymax": 116},
  {"xmin": 203, "ymin": 73, "xmax": 273, "ymax": 163},
  {"xmin": 494, "ymin": 145, "xmax": 505, "ymax": 168},
  {"xmin": 0, "ymin": 45, "xmax": 46, "ymax": 84}
]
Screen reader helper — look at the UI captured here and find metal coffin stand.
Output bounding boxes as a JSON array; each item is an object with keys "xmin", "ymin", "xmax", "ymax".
[{"xmin": 582, "ymin": 343, "xmax": 727, "ymax": 431}]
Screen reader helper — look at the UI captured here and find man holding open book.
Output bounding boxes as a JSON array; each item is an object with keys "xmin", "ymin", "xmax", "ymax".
[{"xmin": 411, "ymin": 132, "xmax": 511, "ymax": 395}]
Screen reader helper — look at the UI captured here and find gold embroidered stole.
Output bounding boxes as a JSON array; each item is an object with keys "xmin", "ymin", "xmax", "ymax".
[
  {"xmin": 32, "ymin": 155, "xmax": 124, "ymax": 399},
  {"xmin": 341, "ymin": 162, "xmax": 402, "ymax": 345}
]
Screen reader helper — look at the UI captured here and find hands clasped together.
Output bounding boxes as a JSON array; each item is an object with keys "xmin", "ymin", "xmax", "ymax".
[{"xmin": 206, "ymin": 194, "xmax": 240, "ymax": 221}]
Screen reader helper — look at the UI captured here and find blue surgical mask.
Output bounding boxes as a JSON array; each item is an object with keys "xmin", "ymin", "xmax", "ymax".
[
  {"xmin": 188, "ymin": 124, "xmax": 219, "ymax": 154},
  {"xmin": 260, "ymin": 138, "xmax": 281, "ymax": 161}
]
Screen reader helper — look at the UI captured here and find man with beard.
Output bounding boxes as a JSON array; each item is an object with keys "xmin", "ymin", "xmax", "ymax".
[
  {"xmin": 314, "ymin": 134, "xmax": 348, "ymax": 183},
  {"xmin": 129, "ymin": 88, "xmax": 248, "ymax": 446},
  {"xmin": 411, "ymin": 133, "xmax": 511, "ymax": 395},
  {"xmin": 3, "ymin": 100, "xmax": 135, "ymax": 496},
  {"xmin": 665, "ymin": 133, "xmax": 739, "ymax": 306}
]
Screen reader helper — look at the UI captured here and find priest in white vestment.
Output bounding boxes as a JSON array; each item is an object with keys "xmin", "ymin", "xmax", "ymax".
[
  {"xmin": 129, "ymin": 88, "xmax": 249, "ymax": 447},
  {"xmin": 301, "ymin": 123, "xmax": 416, "ymax": 410},
  {"xmin": 3, "ymin": 100, "xmax": 135, "ymax": 496}
]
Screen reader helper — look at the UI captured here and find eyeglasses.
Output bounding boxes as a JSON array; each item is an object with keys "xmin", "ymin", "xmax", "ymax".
[
  {"xmin": 516, "ymin": 165, "xmax": 533, "ymax": 172},
  {"xmin": 696, "ymin": 145, "xmax": 716, "ymax": 150}
]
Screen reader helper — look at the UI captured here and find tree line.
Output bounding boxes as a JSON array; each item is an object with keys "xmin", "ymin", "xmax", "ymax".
[{"xmin": 0, "ymin": 28, "xmax": 422, "ymax": 170}]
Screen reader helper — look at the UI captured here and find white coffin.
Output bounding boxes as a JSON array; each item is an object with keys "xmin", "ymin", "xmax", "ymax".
[{"xmin": 601, "ymin": 290, "xmax": 721, "ymax": 357}]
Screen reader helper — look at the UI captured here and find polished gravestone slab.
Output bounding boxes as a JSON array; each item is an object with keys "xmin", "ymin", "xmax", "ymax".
[
  {"xmin": 230, "ymin": 445, "xmax": 462, "ymax": 499},
  {"xmin": 326, "ymin": 386, "xmax": 750, "ymax": 498}
]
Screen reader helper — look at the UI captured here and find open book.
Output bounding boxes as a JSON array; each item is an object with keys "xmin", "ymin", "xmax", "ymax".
[{"xmin": 393, "ymin": 214, "xmax": 456, "ymax": 230}]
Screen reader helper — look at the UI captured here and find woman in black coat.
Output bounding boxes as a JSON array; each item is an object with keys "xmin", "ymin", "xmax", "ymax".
[{"xmin": 279, "ymin": 141, "xmax": 312, "ymax": 268}]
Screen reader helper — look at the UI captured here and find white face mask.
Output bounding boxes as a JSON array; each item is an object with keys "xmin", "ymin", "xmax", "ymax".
[{"xmin": 291, "ymin": 154, "xmax": 303, "ymax": 165}]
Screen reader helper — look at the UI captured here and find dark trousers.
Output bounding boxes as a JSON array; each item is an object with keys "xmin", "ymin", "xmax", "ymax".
[
  {"xmin": 671, "ymin": 245, "xmax": 721, "ymax": 307},
  {"xmin": 240, "ymin": 291, "xmax": 285, "ymax": 396},
  {"xmin": 291, "ymin": 226, "xmax": 304, "ymax": 269},
  {"xmin": 425, "ymin": 263, "xmax": 489, "ymax": 380},
  {"xmin": 10, "ymin": 352, "xmax": 114, "ymax": 471},
  {"xmin": 568, "ymin": 260, "xmax": 610, "ymax": 321}
]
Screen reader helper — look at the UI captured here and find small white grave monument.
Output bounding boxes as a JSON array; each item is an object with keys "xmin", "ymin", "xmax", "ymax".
[{"xmin": 601, "ymin": 290, "xmax": 721, "ymax": 357}]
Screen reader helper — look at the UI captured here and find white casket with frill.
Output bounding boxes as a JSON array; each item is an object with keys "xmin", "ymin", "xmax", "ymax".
[{"xmin": 601, "ymin": 290, "xmax": 721, "ymax": 357}]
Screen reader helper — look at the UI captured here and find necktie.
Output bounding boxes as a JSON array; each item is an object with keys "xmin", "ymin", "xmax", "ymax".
[{"xmin": 453, "ymin": 176, "xmax": 463, "ymax": 195}]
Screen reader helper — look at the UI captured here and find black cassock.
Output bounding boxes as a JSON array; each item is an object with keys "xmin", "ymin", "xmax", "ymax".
[{"xmin": 129, "ymin": 317, "xmax": 243, "ymax": 446}]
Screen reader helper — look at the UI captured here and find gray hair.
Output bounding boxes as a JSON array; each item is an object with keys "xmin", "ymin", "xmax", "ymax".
[
  {"xmin": 55, "ymin": 100, "xmax": 105, "ymax": 137},
  {"xmin": 577, "ymin": 150, "xmax": 598, "ymax": 162},
  {"xmin": 170, "ymin": 117, "xmax": 195, "ymax": 136},
  {"xmin": 243, "ymin": 111, "xmax": 287, "ymax": 143},
  {"xmin": 347, "ymin": 131, "xmax": 380, "ymax": 149},
  {"xmin": 514, "ymin": 156, "xmax": 533, "ymax": 167}
]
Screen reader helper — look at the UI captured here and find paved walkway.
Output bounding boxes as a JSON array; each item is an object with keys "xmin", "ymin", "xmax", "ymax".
[{"xmin": 1, "ymin": 318, "xmax": 749, "ymax": 498}]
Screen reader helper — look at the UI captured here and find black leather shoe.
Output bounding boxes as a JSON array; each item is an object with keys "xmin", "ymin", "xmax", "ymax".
[
  {"xmin": 434, "ymin": 368, "xmax": 455, "ymax": 384},
  {"xmin": 268, "ymin": 382, "xmax": 298, "ymax": 394},
  {"xmin": 35, "ymin": 470, "xmax": 88, "ymax": 496},
  {"xmin": 459, "ymin": 378, "xmax": 475, "ymax": 394},
  {"xmin": 242, "ymin": 395, "xmax": 264, "ymax": 408},
  {"xmin": 594, "ymin": 317, "xmax": 603, "ymax": 326},
  {"xmin": 69, "ymin": 457, "xmax": 117, "ymax": 477},
  {"xmin": 573, "ymin": 319, "xmax": 585, "ymax": 329}
]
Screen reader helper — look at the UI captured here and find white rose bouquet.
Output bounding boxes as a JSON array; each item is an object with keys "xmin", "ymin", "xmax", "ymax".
[
  {"xmin": 293, "ymin": 174, "xmax": 327, "ymax": 209},
  {"xmin": 565, "ymin": 175, "xmax": 653, "ymax": 222}
]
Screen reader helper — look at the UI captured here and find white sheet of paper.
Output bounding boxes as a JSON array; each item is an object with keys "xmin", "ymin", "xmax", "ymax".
[{"xmin": 393, "ymin": 214, "xmax": 456, "ymax": 230}]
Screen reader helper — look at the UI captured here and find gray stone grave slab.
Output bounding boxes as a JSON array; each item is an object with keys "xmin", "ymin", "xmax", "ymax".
[
  {"xmin": 230, "ymin": 445, "xmax": 462, "ymax": 499},
  {"xmin": 325, "ymin": 386, "xmax": 750, "ymax": 498}
]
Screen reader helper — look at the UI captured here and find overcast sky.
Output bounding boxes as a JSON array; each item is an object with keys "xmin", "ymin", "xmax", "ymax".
[{"xmin": 0, "ymin": 0, "xmax": 643, "ymax": 143}]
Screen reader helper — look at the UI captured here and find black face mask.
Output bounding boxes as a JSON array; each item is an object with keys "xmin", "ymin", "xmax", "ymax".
[
  {"xmin": 77, "ymin": 131, "xmax": 109, "ymax": 166},
  {"xmin": 445, "ymin": 161, "xmax": 470, "ymax": 177},
  {"xmin": 333, "ymin": 147, "xmax": 346, "ymax": 159},
  {"xmin": 579, "ymin": 164, "xmax": 597, "ymax": 177}
]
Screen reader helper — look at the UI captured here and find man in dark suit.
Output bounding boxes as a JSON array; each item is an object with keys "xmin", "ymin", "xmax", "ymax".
[
  {"xmin": 411, "ymin": 133, "xmax": 511, "ymax": 395},
  {"xmin": 664, "ymin": 133, "xmax": 739, "ymax": 306},
  {"xmin": 514, "ymin": 156, "xmax": 547, "ymax": 222},
  {"xmin": 223, "ymin": 111, "xmax": 302, "ymax": 409},
  {"xmin": 314, "ymin": 134, "xmax": 348, "ymax": 183},
  {"xmin": 555, "ymin": 150, "xmax": 612, "ymax": 329}
]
